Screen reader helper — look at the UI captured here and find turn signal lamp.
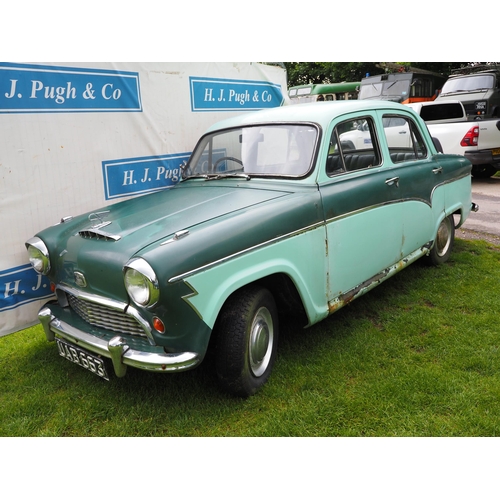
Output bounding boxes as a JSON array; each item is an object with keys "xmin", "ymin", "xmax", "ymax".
[{"xmin": 153, "ymin": 317, "xmax": 165, "ymax": 334}]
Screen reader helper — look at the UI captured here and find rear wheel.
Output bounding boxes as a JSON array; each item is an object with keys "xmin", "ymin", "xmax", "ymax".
[
  {"xmin": 428, "ymin": 215, "xmax": 455, "ymax": 265},
  {"xmin": 215, "ymin": 286, "xmax": 278, "ymax": 397}
]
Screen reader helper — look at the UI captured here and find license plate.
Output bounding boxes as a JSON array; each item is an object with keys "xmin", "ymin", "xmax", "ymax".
[
  {"xmin": 56, "ymin": 338, "xmax": 109, "ymax": 380},
  {"xmin": 491, "ymin": 148, "xmax": 500, "ymax": 156}
]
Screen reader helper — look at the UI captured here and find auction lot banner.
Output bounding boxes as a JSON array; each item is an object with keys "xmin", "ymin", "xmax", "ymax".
[{"xmin": 0, "ymin": 62, "xmax": 287, "ymax": 336}]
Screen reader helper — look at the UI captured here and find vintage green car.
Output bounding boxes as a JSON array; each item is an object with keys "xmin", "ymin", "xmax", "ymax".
[{"xmin": 26, "ymin": 101, "xmax": 477, "ymax": 397}]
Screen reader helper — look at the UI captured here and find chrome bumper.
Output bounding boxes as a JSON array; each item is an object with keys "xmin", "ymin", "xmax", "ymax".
[{"xmin": 38, "ymin": 305, "xmax": 201, "ymax": 378}]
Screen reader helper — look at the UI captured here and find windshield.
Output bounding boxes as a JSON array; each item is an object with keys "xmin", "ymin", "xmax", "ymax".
[
  {"xmin": 441, "ymin": 74, "xmax": 495, "ymax": 94},
  {"xmin": 185, "ymin": 124, "xmax": 318, "ymax": 178},
  {"xmin": 359, "ymin": 80, "xmax": 410, "ymax": 100}
]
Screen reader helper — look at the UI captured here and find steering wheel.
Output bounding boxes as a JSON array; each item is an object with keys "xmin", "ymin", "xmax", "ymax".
[{"xmin": 213, "ymin": 156, "xmax": 243, "ymax": 171}]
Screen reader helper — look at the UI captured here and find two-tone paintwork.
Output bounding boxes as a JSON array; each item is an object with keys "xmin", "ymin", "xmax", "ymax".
[{"xmin": 29, "ymin": 100, "xmax": 473, "ymax": 376}]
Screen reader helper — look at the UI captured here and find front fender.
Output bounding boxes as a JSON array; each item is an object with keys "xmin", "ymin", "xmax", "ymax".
[{"xmin": 183, "ymin": 225, "xmax": 329, "ymax": 329}]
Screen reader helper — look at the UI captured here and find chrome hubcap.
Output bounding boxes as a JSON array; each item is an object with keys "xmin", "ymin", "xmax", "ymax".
[
  {"xmin": 249, "ymin": 307, "xmax": 274, "ymax": 377},
  {"xmin": 436, "ymin": 217, "xmax": 452, "ymax": 257}
]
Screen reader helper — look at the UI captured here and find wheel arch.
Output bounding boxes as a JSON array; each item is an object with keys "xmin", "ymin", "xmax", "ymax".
[
  {"xmin": 184, "ymin": 259, "xmax": 327, "ymax": 334},
  {"xmin": 241, "ymin": 273, "xmax": 308, "ymax": 326},
  {"xmin": 428, "ymin": 206, "xmax": 462, "ymax": 252}
]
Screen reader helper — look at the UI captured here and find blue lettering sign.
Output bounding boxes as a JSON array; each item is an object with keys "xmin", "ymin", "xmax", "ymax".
[
  {"xmin": 189, "ymin": 76, "xmax": 284, "ymax": 112},
  {"xmin": 0, "ymin": 62, "xmax": 142, "ymax": 113},
  {"xmin": 0, "ymin": 264, "xmax": 53, "ymax": 312},
  {"xmin": 102, "ymin": 153, "xmax": 190, "ymax": 200}
]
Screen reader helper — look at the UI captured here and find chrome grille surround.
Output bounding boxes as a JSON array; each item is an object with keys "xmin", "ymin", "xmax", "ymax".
[
  {"xmin": 58, "ymin": 285, "xmax": 152, "ymax": 341},
  {"xmin": 68, "ymin": 294, "xmax": 145, "ymax": 337}
]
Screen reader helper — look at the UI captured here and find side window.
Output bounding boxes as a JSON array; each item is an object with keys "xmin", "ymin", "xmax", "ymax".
[
  {"xmin": 382, "ymin": 114, "xmax": 427, "ymax": 163},
  {"xmin": 326, "ymin": 116, "xmax": 381, "ymax": 176}
]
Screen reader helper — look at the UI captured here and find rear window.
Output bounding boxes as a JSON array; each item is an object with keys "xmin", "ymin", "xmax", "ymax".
[{"xmin": 420, "ymin": 103, "xmax": 464, "ymax": 122}]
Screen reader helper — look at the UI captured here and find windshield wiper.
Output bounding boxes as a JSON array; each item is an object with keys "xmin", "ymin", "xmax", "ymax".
[
  {"xmin": 440, "ymin": 89, "xmax": 467, "ymax": 95},
  {"xmin": 183, "ymin": 173, "xmax": 251, "ymax": 181},
  {"xmin": 205, "ymin": 173, "xmax": 251, "ymax": 181}
]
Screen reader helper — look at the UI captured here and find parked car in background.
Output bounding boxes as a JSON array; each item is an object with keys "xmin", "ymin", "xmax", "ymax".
[
  {"xmin": 339, "ymin": 115, "xmax": 413, "ymax": 150},
  {"xmin": 358, "ymin": 71, "xmax": 446, "ymax": 104},
  {"xmin": 436, "ymin": 65, "xmax": 500, "ymax": 120},
  {"xmin": 26, "ymin": 101, "xmax": 476, "ymax": 397},
  {"xmin": 288, "ymin": 82, "xmax": 360, "ymax": 104},
  {"xmin": 407, "ymin": 100, "xmax": 500, "ymax": 178}
]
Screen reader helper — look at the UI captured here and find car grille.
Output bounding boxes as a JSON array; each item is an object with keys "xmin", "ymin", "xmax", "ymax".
[
  {"xmin": 463, "ymin": 102, "xmax": 486, "ymax": 116},
  {"xmin": 67, "ymin": 293, "xmax": 146, "ymax": 337}
]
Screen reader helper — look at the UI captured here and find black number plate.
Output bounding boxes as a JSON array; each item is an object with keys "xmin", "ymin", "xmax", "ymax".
[{"xmin": 56, "ymin": 338, "xmax": 109, "ymax": 380}]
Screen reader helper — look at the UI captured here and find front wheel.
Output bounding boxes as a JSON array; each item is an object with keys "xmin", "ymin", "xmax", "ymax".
[
  {"xmin": 427, "ymin": 214, "xmax": 455, "ymax": 266},
  {"xmin": 215, "ymin": 286, "xmax": 279, "ymax": 397}
]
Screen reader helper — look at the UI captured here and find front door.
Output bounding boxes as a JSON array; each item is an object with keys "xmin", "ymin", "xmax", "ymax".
[{"xmin": 319, "ymin": 114, "xmax": 405, "ymax": 304}]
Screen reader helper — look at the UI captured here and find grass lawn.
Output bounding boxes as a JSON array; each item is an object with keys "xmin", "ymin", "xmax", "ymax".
[{"xmin": 1, "ymin": 237, "xmax": 499, "ymax": 437}]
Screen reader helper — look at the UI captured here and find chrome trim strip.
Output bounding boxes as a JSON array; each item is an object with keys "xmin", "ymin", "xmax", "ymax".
[
  {"xmin": 328, "ymin": 245, "xmax": 428, "ymax": 314},
  {"xmin": 324, "ymin": 200, "xmax": 404, "ymax": 226},
  {"xmin": 161, "ymin": 229, "xmax": 190, "ymax": 246},
  {"xmin": 169, "ymin": 172, "xmax": 471, "ymax": 284},
  {"xmin": 124, "ymin": 306, "xmax": 156, "ymax": 345},
  {"xmin": 38, "ymin": 305, "xmax": 201, "ymax": 376},
  {"xmin": 58, "ymin": 283, "xmax": 127, "ymax": 312},
  {"xmin": 168, "ymin": 221, "xmax": 324, "ymax": 283}
]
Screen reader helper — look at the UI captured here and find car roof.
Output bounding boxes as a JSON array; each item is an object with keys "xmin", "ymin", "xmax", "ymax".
[
  {"xmin": 206, "ymin": 100, "xmax": 416, "ymax": 132},
  {"xmin": 451, "ymin": 70, "xmax": 500, "ymax": 78}
]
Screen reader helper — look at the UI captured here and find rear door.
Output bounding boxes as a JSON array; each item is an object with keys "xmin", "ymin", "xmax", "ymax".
[{"xmin": 379, "ymin": 112, "xmax": 445, "ymax": 255}]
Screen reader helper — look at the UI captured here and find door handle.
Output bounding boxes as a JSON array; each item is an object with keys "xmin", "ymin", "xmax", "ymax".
[
  {"xmin": 432, "ymin": 167, "xmax": 443, "ymax": 174},
  {"xmin": 385, "ymin": 176, "xmax": 400, "ymax": 187}
]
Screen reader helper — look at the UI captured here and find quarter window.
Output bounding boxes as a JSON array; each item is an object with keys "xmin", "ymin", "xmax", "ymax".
[
  {"xmin": 382, "ymin": 115, "xmax": 427, "ymax": 162},
  {"xmin": 326, "ymin": 117, "xmax": 381, "ymax": 176}
]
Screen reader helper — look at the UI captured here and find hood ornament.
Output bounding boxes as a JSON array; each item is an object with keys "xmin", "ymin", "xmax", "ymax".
[
  {"xmin": 88, "ymin": 211, "xmax": 111, "ymax": 229},
  {"xmin": 78, "ymin": 210, "xmax": 121, "ymax": 241}
]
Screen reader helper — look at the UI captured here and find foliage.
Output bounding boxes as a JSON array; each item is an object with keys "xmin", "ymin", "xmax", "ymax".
[
  {"xmin": 284, "ymin": 62, "xmax": 381, "ymax": 86},
  {"xmin": 1, "ymin": 237, "xmax": 500, "ymax": 437},
  {"xmin": 284, "ymin": 62, "xmax": 489, "ymax": 87}
]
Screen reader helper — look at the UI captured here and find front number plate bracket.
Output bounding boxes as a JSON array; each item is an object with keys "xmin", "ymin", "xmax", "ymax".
[{"xmin": 56, "ymin": 338, "xmax": 110, "ymax": 381}]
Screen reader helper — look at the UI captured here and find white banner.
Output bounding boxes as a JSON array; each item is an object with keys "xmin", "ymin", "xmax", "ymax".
[{"xmin": 0, "ymin": 62, "xmax": 288, "ymax": 336}]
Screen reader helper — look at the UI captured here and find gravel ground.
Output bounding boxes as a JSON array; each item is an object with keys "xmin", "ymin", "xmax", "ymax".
[{"xmin": 456, "ymin": 227, "xmax": 500, "ymax": 247}]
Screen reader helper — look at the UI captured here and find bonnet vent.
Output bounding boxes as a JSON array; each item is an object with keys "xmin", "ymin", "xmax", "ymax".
[{"xmin": 78, "ymin": 228, "xmax": 121, "ymax": 241}]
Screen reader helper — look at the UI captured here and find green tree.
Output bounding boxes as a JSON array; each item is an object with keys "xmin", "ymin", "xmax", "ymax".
[
  {"xmin": 284, "ymin": 62, "xmax": 381, "ymax": 86},
  {"xmin": 284, "ymin": 62, "xmax": 477, "ymax": 87}
]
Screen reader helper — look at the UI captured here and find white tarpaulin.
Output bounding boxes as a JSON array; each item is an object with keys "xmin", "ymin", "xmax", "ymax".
[{"xmin": 0, "ymin": 62, "xmax": 288, "ymax": 336}]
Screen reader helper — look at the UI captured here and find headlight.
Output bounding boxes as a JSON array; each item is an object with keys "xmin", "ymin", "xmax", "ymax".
[
  {"xmin": 124, "ymin": 258, "xmax": 159, "ymax": 307},
  {"xmin": 25, "ymin": 237, "xmax": 51, "ymax": 275}
]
